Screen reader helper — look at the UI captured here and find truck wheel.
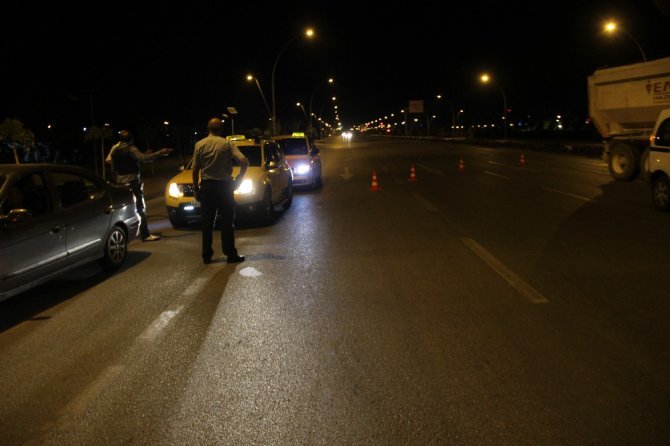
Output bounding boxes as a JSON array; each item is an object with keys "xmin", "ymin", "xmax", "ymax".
[
  {"xmin": 651, "ymin": 175, "xmax": 670, "ymax": 211},
  {"xmin": 608, "ymin": 142, "xmax": 640, "ymax": 181},
  {"xmin": 640, "ymin": 147, "xmax": 651, "ymax": 181}
]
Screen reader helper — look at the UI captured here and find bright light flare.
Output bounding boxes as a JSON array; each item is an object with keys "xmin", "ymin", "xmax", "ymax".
[
  {"xmin": 168, "ymin": 183, "xmax": 182, "ymax": 198},
  {"xmin": 604, "ymin": 21, "xmax": 617, "ymax": 33},
  {"xmin": 295, "ymin": 164, "xmax": 311, "ymax": 175},
  {"xmin": 235, "ymin": 179, "xmax": 254, "ymax": 195}
]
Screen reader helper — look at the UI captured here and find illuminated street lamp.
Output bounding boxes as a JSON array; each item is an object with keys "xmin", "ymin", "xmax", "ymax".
[
  {"xmin": 435, "ymin": 93, "xmax": 457, "ymax": 137},
  {"xmin": 296, "ymin": 102, "xmax": 309, "ymax": 127},
  {"xmin": 603, "ymin": 20, "xmax": 647, "ymax": 62},
  {"xmin": 479, "ymin": 73, "xmax": 508, "ymax": 139},
  {"xmin": 246, "ymin": 74, "xmax": 272, "ymax": 119},
  {"xmin": 271, "ymin": 27, "xmax": 315, "ymax": 135},
  {"xmin": 308, "ymin": 77, "xmax": 334, "ymax": 137},
  {"xmin": 317, "ymin": 96, "xmax": 338, "ymax": 139}
]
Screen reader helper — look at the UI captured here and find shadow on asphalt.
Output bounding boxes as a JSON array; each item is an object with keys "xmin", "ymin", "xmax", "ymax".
[{"xmin": 0, "ymin": 251, "xmax": 151, "ymax": 333}]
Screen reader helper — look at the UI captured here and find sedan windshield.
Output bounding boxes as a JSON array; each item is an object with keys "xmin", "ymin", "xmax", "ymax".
[
  {"xmin": 235, "ymin": 145, "xmax": 262, "ymax": 166},
  {"xmin": 277, "ymin": 139, "xmax": 308, "ymax": 155},
  {"xmin": 185, "ymin": 145, "xmax": 263, "ymax": 169}
]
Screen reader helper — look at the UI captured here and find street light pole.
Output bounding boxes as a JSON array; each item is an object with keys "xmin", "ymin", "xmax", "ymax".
[
  {"xmin": 317, "ymin": 96, "xmax": 336, "ymax": 139},
  {"xmin": 603, "ymin": 20, "xmax": 647, "ymax": 62},
  {"xmin": 296, "ymin": 102, "xmax": 309, "ymax": 129},
  {"xmin": 246, "ymin": 74, "xmax": 272, "ymax": 119},
  {"xmin": 435, "ymin": 94, "xmax": 456, "ymax": 137},
  {"xmin": 271, "ymin": 28, "xmax": 314, "ymax": 135},
  {"xmin": 308, "ymin": 77, "xmax": 334, "ymax": 137},
  {"xmin": 480, "ymin": 73, "xmax": 508, "ymax": 139}
]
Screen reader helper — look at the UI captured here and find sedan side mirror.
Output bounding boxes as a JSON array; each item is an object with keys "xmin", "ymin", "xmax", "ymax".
[{"xmin": 4, "ymin": 209, "xmax": 32, "ymax": 225}]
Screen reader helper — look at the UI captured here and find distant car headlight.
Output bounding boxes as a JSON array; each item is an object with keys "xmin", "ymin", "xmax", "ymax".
[
  {"xmin": 295, "ymin": 164, "xmax": 311, "ymax": 175},
  {"xmin": 168, "ymin": 182, "xmax": 183, "ymax": 198},
  {"xmin": 235, "ymin": 178, "xmax": 254, "ymax": 195}
]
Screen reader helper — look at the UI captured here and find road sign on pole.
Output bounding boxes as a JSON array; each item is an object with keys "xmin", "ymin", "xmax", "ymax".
[
  {"xmin": 408, "ymin": 100, "xmax": 424, "ymax": 114},
  {"xmin": 227, "ymin": 107, "xmax": 238, "ymax": 134}
]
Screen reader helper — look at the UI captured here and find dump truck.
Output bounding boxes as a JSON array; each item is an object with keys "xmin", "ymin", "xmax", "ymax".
[{"xmin": 588, "ymin": 57, "xmax": 670, "ymax": 181}]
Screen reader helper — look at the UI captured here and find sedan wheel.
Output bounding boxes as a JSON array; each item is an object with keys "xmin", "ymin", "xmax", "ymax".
[
  {"xmin": 283, "ymin": 180, "xmax": 293, "ymax": 210},
  {"xmin": 258, "ymin": 188, "xmax": 274, "ymax": 225},
  {"xmin": 315, "ymin": 168, "xmax": 323, "ymax": 188},
  {"xmin": 99, "ymin": 225, "xmax": 127, "ymax": 270}
]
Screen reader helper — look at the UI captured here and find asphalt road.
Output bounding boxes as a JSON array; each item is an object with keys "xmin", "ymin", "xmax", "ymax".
[{"xmin": 1, "ymin": 136, "xmax": 669, "ymax": 445}]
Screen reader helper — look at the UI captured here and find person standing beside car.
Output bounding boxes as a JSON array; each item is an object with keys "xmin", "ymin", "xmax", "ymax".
[
  {"xmin": 106, "ymin": 130, "xmax": 171, "ymax": 241},
  {"xmin": 192, "ymin": 117, "xmax": 248, "ymax": 264}
]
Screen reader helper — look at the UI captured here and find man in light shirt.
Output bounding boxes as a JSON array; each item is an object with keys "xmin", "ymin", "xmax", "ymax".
[{"xmin": 192, "ymin": 118, "xmax": 248, "ymax": 264}]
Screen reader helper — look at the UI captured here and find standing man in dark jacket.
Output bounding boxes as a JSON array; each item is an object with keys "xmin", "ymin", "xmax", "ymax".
[
  {"xmin": 106, "ymin": 130, "xmax": 171, "ymax": 241},
  {"xmin": 192, "ymin": 118, "xmax": 248, "ymax": 264}
]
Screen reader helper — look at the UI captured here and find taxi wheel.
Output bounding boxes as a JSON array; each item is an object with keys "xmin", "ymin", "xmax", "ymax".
[
  {"xmin": 258, "ymin": 187, "xmax": 275, "ymax": 225},
  {"xmin": 168, "ymin": 213, "xmax": 186, "ymax": 228},
  {"xmin": 99, "ymin": 225, "xmax": 127, "ymax": 270}
]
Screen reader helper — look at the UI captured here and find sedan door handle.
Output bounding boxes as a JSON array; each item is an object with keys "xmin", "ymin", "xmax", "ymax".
[{"xmin": 50, "ymin": 225, "xmax": 62, "ymax": 234}]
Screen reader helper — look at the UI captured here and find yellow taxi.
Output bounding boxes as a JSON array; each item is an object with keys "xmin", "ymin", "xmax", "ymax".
[
  {"xmin": 165, "ymin": 138, "xmax": 293, "ymax": 227},
  {"xmin": 274, "ymin": 132, "xmax": 322, "ymax": 189}
]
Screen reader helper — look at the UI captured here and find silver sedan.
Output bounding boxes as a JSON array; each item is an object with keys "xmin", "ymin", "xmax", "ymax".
[{"xmin": 0, "ymin": 164, "xmax": 140, "ymax": 302}]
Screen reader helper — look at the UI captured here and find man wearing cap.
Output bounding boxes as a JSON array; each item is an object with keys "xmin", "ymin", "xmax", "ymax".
[{"xmin": 192, "ymin": 118, "xmax": 248, "ymax": 264}]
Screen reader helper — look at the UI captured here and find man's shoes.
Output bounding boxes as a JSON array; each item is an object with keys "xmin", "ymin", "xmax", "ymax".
[
  {"xmin": 226, "ymin": 255, "xmax": 245, "ymax": 264},
  {"xmin": 142, "ymin": 234, "xmax": 161, "ymax": 242},
  {"xmin": 203, "ymin": 257, "xmax": 212, "ymax": 265}
]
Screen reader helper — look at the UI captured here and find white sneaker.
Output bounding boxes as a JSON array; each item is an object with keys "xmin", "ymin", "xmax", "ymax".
[{"xmin": 142, "ymin": 234, "xmax": 161, "ymax": 242}]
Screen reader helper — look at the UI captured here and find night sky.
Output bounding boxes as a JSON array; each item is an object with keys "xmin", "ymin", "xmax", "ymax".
[{"xmin": 2, "ymin": 1, "xmax": 670, "ymax": 141}]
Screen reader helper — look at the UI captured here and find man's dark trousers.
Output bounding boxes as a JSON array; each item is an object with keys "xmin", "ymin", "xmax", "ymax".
[{"xmin": 200, "ymin": 179, "xmax": 237, "ymax": 261}]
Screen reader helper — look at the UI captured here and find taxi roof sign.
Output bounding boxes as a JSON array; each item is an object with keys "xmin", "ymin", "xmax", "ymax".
[{"xmin": 291, "ymin": 132, "xmax": 306, "ymax": 137}]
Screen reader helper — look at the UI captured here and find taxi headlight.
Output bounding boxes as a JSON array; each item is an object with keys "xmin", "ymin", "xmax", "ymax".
[
  {"xmin": 168, "ymin": 182, "xmax": 183, "ymax": 198},
  {"xmin": 295, "ymin": 164, "xmax": 311, "ymax": 175},
  {"xmin": 235, "ymin": 178, "xmax": 254, "ymax": 195}
]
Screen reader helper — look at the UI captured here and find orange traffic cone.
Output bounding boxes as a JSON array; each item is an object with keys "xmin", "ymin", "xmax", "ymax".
[
  {"xmin": 370, "ymin": 170, "xmax": 381, "ymax": 191},
  {"xmin": 458, "ymin": 156, "xmax": 465, "ymax": 172},
  {"xmin": 408, "ymin": 163, "xmax": 417, "ymax": 182},
  {"xmin": 519, "ymin": 154, "xmax": 526, "ymax": 167}
]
